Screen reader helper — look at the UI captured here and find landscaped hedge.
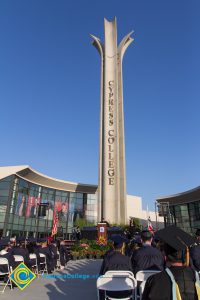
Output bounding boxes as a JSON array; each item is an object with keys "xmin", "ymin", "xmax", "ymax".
[{"xmin": 70, "ymin": 238, "xmax": 113, "ymax": 259}]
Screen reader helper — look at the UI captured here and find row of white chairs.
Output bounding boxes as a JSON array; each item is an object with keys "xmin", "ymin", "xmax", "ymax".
[
  {"xmin": 97, "ymin": 270, "xmax": 161, "ymax": 300},
  {"xmin": 0, "ymin": 258, "xmax": 13, "ymax": 293},
  {"xmin": 13, "ymin": 253, "xmax": 49, "ymax": 276},
  {"xmin": 0, "ymin": 253, "xmax": 50, "ymax": 293}
]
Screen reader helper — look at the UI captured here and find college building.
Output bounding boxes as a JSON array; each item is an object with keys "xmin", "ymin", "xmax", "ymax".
[
  {"xmin": 156, "ymin": 186, "xmax": 200, "ymax": 234},
  {"xmin": 0, "ymin": 165, "xmax": 162, "ymax": 238}
]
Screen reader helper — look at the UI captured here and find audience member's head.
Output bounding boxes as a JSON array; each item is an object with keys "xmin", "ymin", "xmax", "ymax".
[
  {"xmin": 111, "ymin": 235, "xmax": 126, "ymax": 253},
  {"xmin": 141, "ymin": 230, "xmax": 153, "ymax": 245},
  {"xmin": 40, "ymin": 238, "xmax": 48, "ymax": 247},
  {"xmin": 16, "ymin": 237, "xmax": 26, "ymax": 248},
  {"xmin": 0, "ymin": 238, "xmax": 10, "ymax": 252}
]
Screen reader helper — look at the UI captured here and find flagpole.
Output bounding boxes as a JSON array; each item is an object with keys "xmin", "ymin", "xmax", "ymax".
[{"xmin": 146, "ymin": 205, "xmax": 149, "ymax": 221}]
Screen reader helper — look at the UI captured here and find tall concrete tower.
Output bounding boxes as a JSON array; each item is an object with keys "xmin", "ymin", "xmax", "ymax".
[{"xmin": 91, "ymin": 18, "xmax": 133, "ymax": 224}]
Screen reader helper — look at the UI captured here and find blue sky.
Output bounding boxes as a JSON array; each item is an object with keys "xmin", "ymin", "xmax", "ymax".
[{"xmin": 0, "ymin": 1, "xmax": 200, "ymax": 210}]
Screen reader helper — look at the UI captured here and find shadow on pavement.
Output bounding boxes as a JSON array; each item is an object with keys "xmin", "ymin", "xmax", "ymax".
[{"xmin": 45, "ymin": 259, "xmax": 102, "ymax": 300}]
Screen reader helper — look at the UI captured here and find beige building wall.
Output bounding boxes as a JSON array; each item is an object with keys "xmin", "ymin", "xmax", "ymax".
[{"xmin": 126, "ymin": 194, "xmax": 164, "ymax": 229}]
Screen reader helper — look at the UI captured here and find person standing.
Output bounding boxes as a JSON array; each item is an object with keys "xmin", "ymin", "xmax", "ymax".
[
  {"xmin": 75, "ymin": 226, "xmax": 81, "ymax": 240},
  {"xmin": 59, "ymin": 240, "xmax": 69, "ymax": 270}
]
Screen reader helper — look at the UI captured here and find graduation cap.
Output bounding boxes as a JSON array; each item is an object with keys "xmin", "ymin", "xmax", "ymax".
[
  {"xmin": 16, "ymin": 236, "xmax": 26, "ymax": 243},
  {"xmin": 155, "ymin": 225, "xmax": 196, "ymax": 251},
  {"xmin": 155, "ymin": 226, "xmax": 196, "ymax": 265},
  {"xmin": 27, "ymin": 237, "xmax": 37, "ymax": 243},
  {"xmin": 0, "ymin": 237, "xmax": 10, "ymax": 247},
  {"xmin": 110, "ymin": 235, "xmax": 127, "ymax": 247},
  {"xmin": 37, "ymin": 238, "xmax": 47, "ymax": 243},
  {"xmin": 131, "ymin": 236, "xmax": 142, "ymax": 245}
]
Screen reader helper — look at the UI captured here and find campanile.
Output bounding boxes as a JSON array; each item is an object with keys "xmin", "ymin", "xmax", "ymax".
[{"xmin": 91, "ymin": 18, "xmax": 133, "ymax": 224}]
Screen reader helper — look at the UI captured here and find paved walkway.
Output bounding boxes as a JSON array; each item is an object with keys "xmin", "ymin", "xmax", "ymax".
[{"xmin": 1, "ymin": 259, "xmax": 102, "ymax": 300}]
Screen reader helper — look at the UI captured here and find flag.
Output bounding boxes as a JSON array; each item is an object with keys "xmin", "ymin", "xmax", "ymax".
[
  {"xmin": 51, "ymin": 209, "xmax": 58, "ymax": 236},
  {"xmin": 147, "ymin": 217, "xmax": 154, "ymax": 233}
]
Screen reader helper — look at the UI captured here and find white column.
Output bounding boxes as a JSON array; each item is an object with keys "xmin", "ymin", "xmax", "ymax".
[{"xmin": 91, "ymin": 18, "xmax": 133, "ymax": 225}]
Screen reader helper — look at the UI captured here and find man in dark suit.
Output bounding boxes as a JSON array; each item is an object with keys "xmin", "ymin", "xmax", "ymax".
[{"xmin": 131, "ymin": 230, "xmax": 164, "ymax": 275}]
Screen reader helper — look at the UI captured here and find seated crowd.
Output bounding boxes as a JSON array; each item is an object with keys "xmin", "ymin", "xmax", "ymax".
[
  {"xmin": 1, "ymin": 226, "xmax": 200, "ymax": 299},
  {"xmin": 99, "ymin": 226, "xmax": 200, "ymax": 300},
  {"xmin": 0, "ymin": 236, "xmax": 69, "ymax": 276}
]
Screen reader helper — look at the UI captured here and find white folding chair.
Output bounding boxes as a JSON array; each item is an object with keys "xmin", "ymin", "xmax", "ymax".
[
  {"xmin": 97, "ymin": 271, "xmax": 137, "ymax": 300},
  {"xmin": 139, "ymin": 281, "xmax": 146, "ymax": 300},
  {"xmin": 0, "ymin": 258, "xmax": 13, "ymax": 293},
  {"xmin": 106, "ymin": 271, "xmax": 135, "ymax": 277},
  {"xmin": 135, "ymin": 270, "xmax": 161, "ymax": 282},
  {"xmin": 136, "ymin": 270, "xmax": 161, "ymax": 300},
  {"xmin": 13, "ymin": 255, "xmax": 24, "ymax": 263},
  {"xmin": 39, "ymin": 253, "xmax": 48, "ymax": 275},
  {"xmin": 29, "ymin": 253, "xmax": 39, "ymax": 277},
  {"xmin": 56, "ymin": 251, "xmax": 61, "ymax": 269}
]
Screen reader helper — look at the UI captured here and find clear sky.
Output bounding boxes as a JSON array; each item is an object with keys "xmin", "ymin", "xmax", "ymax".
[{"xmin": 0, "ymin": 0, "xmax": 200, "ymax": 211}]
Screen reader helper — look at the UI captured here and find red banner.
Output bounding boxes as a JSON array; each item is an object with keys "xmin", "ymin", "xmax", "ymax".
[
  {"xmin": 51, "ymin": 209, "xmax": 58, "ymax": 236},
  {"xmin": 97, "ymin": 223, "xmax": 107, "ymax": 245}
]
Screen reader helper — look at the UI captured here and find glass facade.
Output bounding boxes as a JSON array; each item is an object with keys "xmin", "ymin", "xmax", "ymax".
[
  {"xmin": 158, "ymin": 201, "xmax": 200, "ymax": 235},
  {"xmin": 0, "ymin": 175, "xmax": 97, "ymax": 238}
]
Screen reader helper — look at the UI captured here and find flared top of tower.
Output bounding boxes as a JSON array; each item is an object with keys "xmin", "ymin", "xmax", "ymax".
[
  {"xmin": 90, "ymin": 17, "xmax": 134, "ymax": 59},
  {"xmin": 104, "ymin": 17, "xmax": 117, "ymax": 28}
]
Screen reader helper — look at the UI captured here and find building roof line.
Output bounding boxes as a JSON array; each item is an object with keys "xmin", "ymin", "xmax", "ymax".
[
  {"xmin": 0, "ymin": 165, "xmax": 98, "ymax": 193},
  {"xmin": 27, "ymin": 165, "xmax": 97, "ymax": 187},
  {"xmin": 157, "ymin": 185, "xmax": 200, "ymax": 201}
]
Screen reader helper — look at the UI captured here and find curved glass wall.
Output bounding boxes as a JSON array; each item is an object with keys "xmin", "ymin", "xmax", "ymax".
[
  {"xmin": 159, "ymin": 201, "xmax": 200, "ymax": 235},
  {"xmin": 0, "ymin": 175, "xmax": 97, "ymax": 237}
]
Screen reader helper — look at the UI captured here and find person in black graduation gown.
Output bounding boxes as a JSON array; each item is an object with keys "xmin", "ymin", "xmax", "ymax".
[
  {"xmin": 11, "ymin": 237, "xmax": 31, "ymax": 267},
  {"xmin": 142, "ymin": 226, "xmax": 198, "ymax": 300},
  {"xmin": 99, "ymin": 235, "xmax": 133, "ymax": 300},
  {"xmin": 59, "ymin": 240, "xmax": 69, "ymax": 269},
  {"xmin": 0, "ymin": 238, "xmax": 17, "ymax": 273},
  {"xmin": 131, "ymin": 230, "xmax": 164, "ymax": 275},
  {"xmin": 190, "ymin": 229, "xmax": 200, "ymax": 271},
  {"xmin": 100, "ymin": 235, "xmax": 133, "ymax": 275},
  {"xmin": 26, "ymin": 238, "xmax": 41, "ymax": 271},
  {"xmin": 38, "ymin": 238, "xmax": 54, "ymax": 273},
  {"xmin": 48, "ymin": 240, "xmax": 58, "ymax": 271},
  {"xmin": 103, "ymin": 241, "xmax": 114, "ymax": 259}
]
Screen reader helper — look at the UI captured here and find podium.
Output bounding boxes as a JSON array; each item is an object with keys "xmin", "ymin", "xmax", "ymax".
[{"xmin": 97, "ymin": 222, "xmax": 107, "ymax": 245}]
